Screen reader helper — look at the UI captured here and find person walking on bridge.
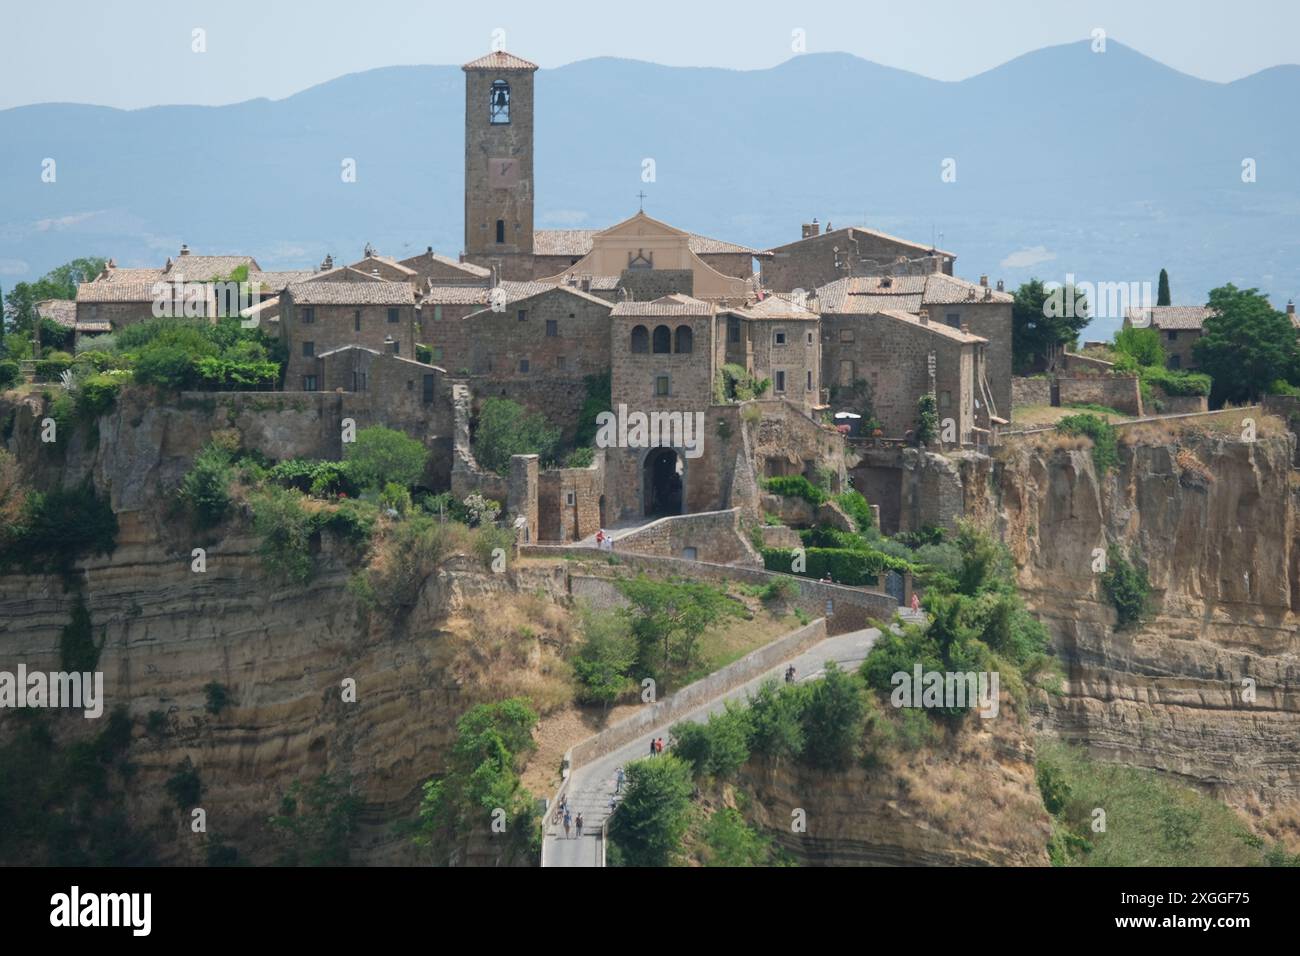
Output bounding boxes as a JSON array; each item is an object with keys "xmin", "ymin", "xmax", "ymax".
[
  {"xmin": 615, "ymin": 766, "xmax": 625, "ymax": 793},
  {"xmin": 563, "ymin": 808, "xmax": 572, "ymax": 839},
  {"xmin": 575, "ymin": 812, "xmax": 584, "ymax": 838}
]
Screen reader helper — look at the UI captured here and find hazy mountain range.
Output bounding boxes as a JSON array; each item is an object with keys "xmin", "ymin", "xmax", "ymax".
[{"xmin": 2, "ymin": 39, "xmax": 1297, "ymax": 338}]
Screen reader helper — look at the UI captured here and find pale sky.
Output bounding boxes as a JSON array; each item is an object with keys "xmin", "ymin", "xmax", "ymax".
[{"xmin": 1, "ymin": 0, "xmax": 1296, "ymax": 110}]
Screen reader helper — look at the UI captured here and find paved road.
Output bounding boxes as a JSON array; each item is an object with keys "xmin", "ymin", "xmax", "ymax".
[{"xmin": 542, "ymin": 625, "xmax": 884, "ymax": 867}]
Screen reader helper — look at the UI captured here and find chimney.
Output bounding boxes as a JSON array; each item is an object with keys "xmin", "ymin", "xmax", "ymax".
[
  {"xmin": 961, "ymin": 322, "xmax": 970, "ymax": 334},
  {"xmin": 918, "ymin": 308, "xmax": 929, "ymax": 325},
  {"xmin": 979, "ymin": 275, "xmax": 988, "ymax": 287},
  {"xmin": 1288, "ymin": 299, "xmax": 1296, "ymax": 318},
  {"xmin": 426, "ymin": 246, "xmax": 433, "ymax": 254},
  {"xmin": 996, "ymin": 279, "xmax": 1005, "ymax": 292},
  {"xmin": 320, "ymin": 254, "xmax": 333, "ymax": 271},
  {"xmin": 179, "ymin": 244, "xmax": 191, "ymax": 256},
  {"xmin": 580, "ymin": 275, "xmax": 592, "ymax": 292},
  {"xmin": 802, "ymin": 218, "xmax": 820, "ymax": 240}
]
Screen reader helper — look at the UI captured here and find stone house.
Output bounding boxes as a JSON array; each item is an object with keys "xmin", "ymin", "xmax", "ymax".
[
  {"xmin": 399, "ymin": 247, "xmax": 492, "ymax": 286},
  {"xmin": 718, "ymin": 294, "xmax": 822, "ymax": 408},
  {"xmin": 763, "ymin": 222, "xmax": 955, "ymax": 292},
  {"xmin": 818, "ymin": 300, "xmax": 991, "ymax": 445},
  {"xmin": 1123, "ymin": 305, "xmax": 1216, "ymax": 370},
  {"xmin": 280, "ymin": 280, "xmax": 418, "ymax": 390}
]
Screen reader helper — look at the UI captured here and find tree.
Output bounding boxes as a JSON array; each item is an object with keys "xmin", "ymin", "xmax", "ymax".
[
  {"xmin": 615, "ymin": 575, "xmax": 744, "ymax": 675},
  {"xmin": 914, "ymin": 393, "xmax": 938, "ymax": 446},
  {"xmin": 2, "ymin": 257, "xmax": 105, "ymax": 343},
  {"xmin": 799, "ymin": 661, "xmax": 867, "ymax": 770},
  {"xmin": 1193, "ymin": 284, "xmax": 1300, "ymax": 404},
  {"xmin": 1157, "ymin": 269, "xmax": 1171, "ymax": 307},
  {"xmin": 471, "ymin": 397, "xmax": 561, "ymax": 475},
  {"xmin": 344, "ymin": 425, "xmax": 429, "ymax": 491},
  {"xmin": 1113, "ymin": 326, "xmax": 1165, "ymax": 368},
  {"xmin": 1012, "ymin": 278, "xmax": 1091, "ymax": 373},
  {"xmin": 607, "ymin": 755, "xmax": 693, "ymax": 866},
  {"xmin": 571, "ymin": 610, "xmax": 636, "ymax": 710},
  {"xmin": 269, "ymin": 773, "xmax": 362, "ymax": 866}
]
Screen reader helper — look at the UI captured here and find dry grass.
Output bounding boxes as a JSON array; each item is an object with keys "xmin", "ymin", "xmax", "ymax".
[{"xmin": 438, "ymin": 592, "xmax": 580, "ymax": 717}]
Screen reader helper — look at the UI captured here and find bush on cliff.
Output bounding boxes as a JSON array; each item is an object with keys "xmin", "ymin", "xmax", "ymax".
[
  {"xmin": 762, "ymin": 474, "xmax": 825, "ymax": 506},
  {"xmin": 1101, "ymin": 545, "xmax": 1149, "ymax": 629},
  {"xmin": 179, "ymin": 444, "xmax": 235, "ymax": 528},
  {"xmin": 343, "ymin": 425, "xmax": 429, "ymax": 492},
  {"xmin": 0, "ymin": 480, "xmax": 118, "ymax": 576},
  {"xmin": 607, "ymin": 755, "xmax": 694, "ymax": 867},
  {"xmin": 1055, "ymin": 413, "xmax": 1119, "ymax": 474},
  {"xmin": 249, "ymin": 486, "xmax": 317, "ymax": 584},
  {"xmin": 0, "ymin": 360, "xmax": 20, "ymax": 390}
]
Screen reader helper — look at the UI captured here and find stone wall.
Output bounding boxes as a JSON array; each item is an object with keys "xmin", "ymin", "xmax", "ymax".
[
  {"xmin": 763, "ymin": 228, "xmax": 951, "ymax": 292},
  {"xmin": 617, "ymin": 268, "xmax": 694, "ymax": 301},
  {"xmin": 1011, "ymin": 376, "xmax": 1052, "ymax": 408},
  {"xmin": 537, "ymin": 457, "xmax": 605, "ymax": 542},
  {"xmin": 281, "ymin": 299, "xmax": 418, "ymax": 388},
  {"xmin": 1151, "ymin": 392, "xmax": 1208, "ymax": 415},
  {"xmin": 610, "ymin": 508, "xmax": 761, "ymax": 565},
  {"xmin": 1058, "ymin": 373, "xmax": 1143, "ymax": 416}
]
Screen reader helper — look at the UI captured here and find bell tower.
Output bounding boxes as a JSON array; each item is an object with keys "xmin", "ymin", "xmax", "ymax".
[{"xmin": 462, "ymin": 50, "xmax": 538, "ymax": 280}]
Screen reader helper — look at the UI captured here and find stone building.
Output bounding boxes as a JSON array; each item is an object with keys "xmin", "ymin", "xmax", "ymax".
[
  {"xmin": 461, "ymin": 51, "xmax": 540, "ymax": 281},
  {"xmin": 399, "ymin": 247, "xmax": 492, "ymax": 286},
  {"xmin": 718, "ymin": 294, "xmax": 822, "ymax": 409},
  {"xmin": 280, "ymin": 280, "xmax": 418, "ymax": 390},
  {"xmin": 817, "ymin": 289, "xmax": 992, "ymax": 444},
  {"xmin": 1123, "ymin": 305, "xmax": 1216, "ymax": 370},
  {"xmin": 763, "ymin": 222, "xmax": 955, "ymax": 292},
  {"xmin": 814, "ymin": 273, "xmax": 1012, "ymax": 421}
]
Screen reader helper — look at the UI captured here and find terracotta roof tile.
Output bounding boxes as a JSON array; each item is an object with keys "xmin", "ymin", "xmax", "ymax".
[{"xmin": 462, "ymin": 51, "xmax": 539, "ymax": 71}]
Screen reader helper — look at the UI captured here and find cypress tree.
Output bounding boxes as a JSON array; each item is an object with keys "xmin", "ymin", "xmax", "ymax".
[{"xmin": 1157, "ymin": 268, "xmax": 1171, "ymax": 306}]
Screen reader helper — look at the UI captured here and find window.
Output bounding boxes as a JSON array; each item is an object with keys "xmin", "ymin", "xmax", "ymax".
[
  {"xmin": 489, "ymin": 79, "xmax": 510, "ymax": 124},
  {"xmin": 1167, "ymin": 330, "xmax": 1177, "ymax": 341},
  {"xmin": 565, "ymin": 490, "xmax": 576, "ymax": 507},
  {"xmin": 519, "ymin": 358, "xmax": 530, "ymax": 373},
  {"xmin": 387, "ymin": 308, "xmax": 399, "ymax": 324},
  {"xmin": 433, "ymin": 305, "xmax": 443, "ymax": 321},
  {"xmin": 546, "ymin": 319, "xmax": 558, "ymax": 337},
  {"xmin": 352, "ymin": 371, "xmax": 368, "ymax": 392},
  {"xmin": 432, "ymin": 346, "xmax": 444, "ymax": 361},
  {"xmin": 774, "ymin": 330, "xmax": 787, "ymax": 346},
  {"xmin": 496, "ymin": 220, "xmax": 506, "ymax": 244},
  {"xmin": 775, "ymin": 370, "xmax": 786, "ymax": 392},
  {"xmin": 422, "ymin": 374, "xmax": 435, "ymax": 404},
  {"xmin": 302, "ymin": 375, "xmax": 318, "ymax": 391},
  {"xmin": 940, "ymin": 390, "xmax": 951, "ymax": 409},
  {"xmin": 839, "ymin": 329, "xmax": 854, "ymax": 343},
  {"xmin": 302, "ymin": 341, "xmax": 314, "ymax": 357},
  {"xmin": 838, "ymin": 360, "xmax": 855, "ymax": 386},
  {"xmin": 728, "ymin": 318, "xmax": 740, "ymax": 343},
  {"xmin": 806, "ymin": 370, "xmax": 813, "ymax": 391},
  {"xmin": 1168, "ymin": 354, "xmax": 1182, "ymax": 369},
  {"xmin": 391, "ymin": 341, "xmax": 400, "ymax": 356},
  {"xmin": 655, "ymin": 375, "xmax": 670, "ymax": 396},
  {"xmin": 682, "ymin": 546, "xmax": 698, "ymax": 561},
  {"xmin": 806, "ymin": 331, "xmax": 814, "ymax": 345},
  {"xmin": 652, "ymin": 325, "xmax": 671, "ymax": 353},
  {"xmin": 302, "ymin": 307, "xmax": 315, "ymax": 324},
  {"xmin": 946, "ymin": 313, "xmax": 961, "ymax": 329},
  {"xmin": 630, "ymin": 325, "xmax": 649, "ymax": 353},
  {"xmin": 674, "ymin": 325, "xmax": 693, "ymax": 353},
  {"xmin": 407, "ymin": 379, "xmax": 414, "ymax": 391},
  {"xmin": 517, "ymin": 308, "xmax": 528, "ymax": 322},
  {"xmin": 354, "ymin": 311, "xmax": 361, "ymax": 332},
  {"xmin": 556, "ymin": 356, "xmax": 567, "ymax": 369}
]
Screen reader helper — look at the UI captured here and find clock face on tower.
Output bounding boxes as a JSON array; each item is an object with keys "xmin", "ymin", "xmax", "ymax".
[{"xmin": 488, "ymin": 158, "xmax": 519, "ymax": 188}]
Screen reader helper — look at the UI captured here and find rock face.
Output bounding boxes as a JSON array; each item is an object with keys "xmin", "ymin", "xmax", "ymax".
[
  {"xmin": 737, "ymin": 701, "xmax": 1051, "ymax": 866},
  {"xmin": 966, "ymin": 431, "xmax": 1300, "ymax": 808},
  {"xmin": 0, "ymin": 393, "xmax": 567, "ymax": 865}
]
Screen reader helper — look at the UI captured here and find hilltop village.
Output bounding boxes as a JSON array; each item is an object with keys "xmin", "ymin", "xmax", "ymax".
[{"xmin": 48, "ymin": 49, "xmax": 1031, "ymax": 551}]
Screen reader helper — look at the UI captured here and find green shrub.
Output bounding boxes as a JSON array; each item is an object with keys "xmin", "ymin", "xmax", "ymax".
[
  {"xmin": 179, "ymin": 445, "xmax": 234, "ymax": 528},
  {"xmin": 607, "ymin": 755, "xmax": 694, "ymax": 867},
  {"xmin": 1101, "ymin": 545, "xmax": 1149, "ymax": 629},
  {"xmin": 415, "ymin": 343, "xmax": 432, "ymax": 364},
  {"xmin": 250, "ymin": 487, "xmax": 316, "ymax": 584},
  {"xmin": 0, "ymin": 481, "xmax": 118, "ymax": 576},
  {"xmin": 60, "ymin": 597, "xmax": 105, "ymax": 673},
  {"xmin": 133, "ymin": 345, "xmax": 195, "ymax": 390},
  {"xmin": 762, "ymin": 474, "xmax": 825, "ymax": 506},
  {"xmin": 835, "ymin": 489, "xmax": 874, "ymax": 532},
  {"xmin": 318, "ymin": 498, "xmax": 377, "ymax": 546},
  {"xmin": 1113, "ymin": 326, "xmax": 1166, "ymax": 368},
  {"xmin": 564, "ymin": 446, "xmax": 595, "ymax": 468},
  {"xmin": 799, "ymin": 662, "xmax": 867, "ymax": 770},
  {"xmin": 0, "ymin": 360, "xmax": 19, "ymax": 390},
  {"xmin": 1143, "ymin": 365, "xmax": 1211, "ymax": 397},
  {"xmin": 269, "ymin": 772, "xmax": 362, "ymax": 867},
  {"xmin": 471, "ymin": 397, "xmax": 561, "ymax": 475},
  {"xmin": 760, "ymin": 546, "xmax": 911, "ymax": 585},
  {"xmin": 204, "ymin": 682, "xmax": 231, "ymax": 715},
  {"xmin": 343, "ymin": 426, "xmax": 429, "ymax": 491},
  {"xmin": 165, "ymin": 757, "xmax": 202, "ymax": 810},
  {"xmin": 74, "ymin": 373, "xmax": 123, "ymax": 419},
  {"xmin": 571, "ymin": 609, "xmax": 636, "ymax": 710},
  {"xmin": 1056, "ymin": 413, "xmax": 1119, "ymax": 474},
  {"xmin": 698, "ymin": 807, "xmax": 781, "ymax": 867},
  {"xmin": 192, "ymin": 356, "xmax": 280, "ymax": 388},
  {"xmin": 267, "ymin": 458, "xmax": 359, "ymax": 498},
  {"xmin": 915, "ymin": 393, "xmax": 938, "ymax": 445},
  {"xmin": 670, "ymin": 702, "xmax": 752, "ymax": 780},
  {"xmin": 34, "ymin": 356, "xmax": 73, "ymax": 381}
]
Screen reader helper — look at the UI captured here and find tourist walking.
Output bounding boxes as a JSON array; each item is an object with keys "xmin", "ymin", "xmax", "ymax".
[
  {"xmin": 911, "ymin": 591, "xmax": 921, "ymax": 614},
  {"xmin": 575, "ymin": 812, "xmax": 584, "ymax": 837},
  {"xmin": 650, "ymin": 738, "xmax": 658, "ymax": 757},
  {"xmin": 785, "ymin": 664, "xmax": 797, "ymax": 684},
  {"xmin": 563, "ymin": 808, "xmax": 572, "ymax": 839},
  {"xmin": 615, "ymin": 767, "xmax": 625, "ymax": 793}
]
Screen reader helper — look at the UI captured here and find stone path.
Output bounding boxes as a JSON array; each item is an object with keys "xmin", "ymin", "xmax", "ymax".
[{"xmin": 541, "ymin": 625, "xmax": 883, "ymax": 867}]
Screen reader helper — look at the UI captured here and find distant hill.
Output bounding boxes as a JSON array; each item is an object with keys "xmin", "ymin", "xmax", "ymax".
[{"xmin": 2, "ymin": 40, "xmax": 1297, "ymax": 338}]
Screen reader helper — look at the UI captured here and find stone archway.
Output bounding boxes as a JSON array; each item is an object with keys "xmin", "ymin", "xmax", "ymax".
[{"xmin": 643, "ymin": 448, "xmax": 684, "ymax": 517}]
